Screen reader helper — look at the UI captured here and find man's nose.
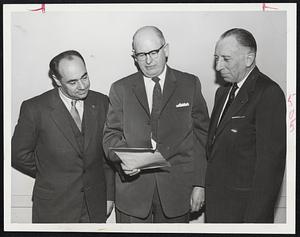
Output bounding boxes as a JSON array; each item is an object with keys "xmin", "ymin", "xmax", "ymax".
[
  {"xmin": 145, "ymin": 54, "xmax": 153, "ymax": 64},
  {"xmin": 215, "ymin": 60, "xmax": 223, "ymax": 71},
  {"xmin": 77, "ymin": 80, "xmax": 85, "ymax": 89}
]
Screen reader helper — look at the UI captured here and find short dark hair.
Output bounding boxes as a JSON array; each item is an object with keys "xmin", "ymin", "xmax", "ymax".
[
  {"xmin": 49, "ymin": 50, "xmax": 85, "ymax": 80},
  {"xmin": 220, "ymin": 28, "xmax": 257, "ymax": 53}
]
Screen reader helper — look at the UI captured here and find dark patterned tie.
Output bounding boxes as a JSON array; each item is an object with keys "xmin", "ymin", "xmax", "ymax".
[
  {"xmin": 219, "ymin": 83, "xmax": 239, "ymax": 124},
  {"xmin": 151, "ymin": 77, "xmax": 163, "ymax": 142},
  {"xmin": 70, "ymin": 100, "xmax": 82, "ymax": 132}
]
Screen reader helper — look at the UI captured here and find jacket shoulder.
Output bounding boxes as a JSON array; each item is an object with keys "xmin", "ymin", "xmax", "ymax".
[
  {"xmin": 112, "ymin": 72, "xmax": 140, "ymax": 87},
  {"xmin": 86, "ymin": 90, "xmax": 109, "ymax": 109},
  {"xmin": 88, "ymin": 90, "xmax": 108, "ymax": 100},
  {"xmin": 170, "ymin": 67, "xmax": 198, "ymax": 80},
  {"xmin": 254, "ymin": 70, "xmax": 285, "ymax": 96},
  {"xmin": 22, "ymin": 89, "xmax": 55, "ymax": 106},
  {"xmin": 169, "ymin": 67, "xmax": 201, "ymax": 90}
]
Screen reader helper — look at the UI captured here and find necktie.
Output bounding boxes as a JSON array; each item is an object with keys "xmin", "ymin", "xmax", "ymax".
[
  {"xmin": 219, "ymin": 83, "xmax": 239, "ymax": 124},
  {"xmin": 70, "ymin": 100, "xmax": 82, "ymax": 132},
  {"xmin": 151, "ymin": 77, "xmax": 163, "ymax": 142}
]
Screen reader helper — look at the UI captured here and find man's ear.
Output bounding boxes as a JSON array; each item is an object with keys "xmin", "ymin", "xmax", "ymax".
[
  {"xmin": 163, "ymin": 43, "xmax": 169, "ymax": 58},
  {"xmin": 245, "ymin": 52, "xmax": 255, "ymax": 67},
  {"xmin": 52, "ymin": 75, "xmax": 61, "ymax": 87},
  {"xmin": 131, "ymin": 55, "xmax": 137, "ymax": 62}
]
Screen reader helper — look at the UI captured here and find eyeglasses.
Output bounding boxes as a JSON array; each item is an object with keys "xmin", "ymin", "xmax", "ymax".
[{"xmin": 133, "ymin": 44, "xmax": 165, "ymax": 61}]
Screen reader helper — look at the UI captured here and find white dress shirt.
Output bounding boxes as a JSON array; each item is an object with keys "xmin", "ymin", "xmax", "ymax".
[
  {"xmin": 58, "ymin": 88, "xmax": 84, "ymax": 120},
  {"xmin": 143, "ymin": 65, "xmax": 167, "ymax": 112}
]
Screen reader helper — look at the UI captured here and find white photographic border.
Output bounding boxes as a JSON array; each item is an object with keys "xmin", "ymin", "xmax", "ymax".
[{"xmin": 3, "ymin": 3, "xmax": 296, "ymax": 234}]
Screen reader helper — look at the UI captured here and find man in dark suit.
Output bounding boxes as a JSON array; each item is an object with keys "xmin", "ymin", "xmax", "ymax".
[
  {"xmin": 12, "ymin": 50, "xmax": 114, "ymax": 223},
  {"xmin": 103, "ymin": 26, "xmax": 209, "ymax": 223},
  {"xmin": 205, "ymin": 28, "xmax": 286, "ymax": 223}
]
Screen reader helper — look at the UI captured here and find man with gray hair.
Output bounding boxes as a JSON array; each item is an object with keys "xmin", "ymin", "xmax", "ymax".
[
  {"xmin": 205, "ymin": 28, "xmax": 286, "ymax": 223},
  {"xmin": 103, "ymin": 26, "xmax": 209, "ymax": 223}
]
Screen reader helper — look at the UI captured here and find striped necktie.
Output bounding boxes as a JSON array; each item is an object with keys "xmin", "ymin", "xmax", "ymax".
[{"xmin": 70, "ymin": 100, "xmax": 82, "ymax": 132}]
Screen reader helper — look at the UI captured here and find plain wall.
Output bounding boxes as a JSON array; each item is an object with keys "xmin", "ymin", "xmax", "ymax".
[{"xmin": 10, "ymin": 9, "xmax": 287, "ymax": 223}]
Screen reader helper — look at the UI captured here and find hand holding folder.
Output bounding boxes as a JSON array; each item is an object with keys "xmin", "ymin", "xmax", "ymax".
[{"xmin": 110, "ymin": 147, "xmax": 171, "ymax": 170}]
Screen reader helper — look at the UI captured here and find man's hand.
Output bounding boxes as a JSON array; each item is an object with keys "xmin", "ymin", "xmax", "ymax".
[
  {"xmin": 190, "ymin": 186, "xmax": 205, "ymax": 212},
  {"xmin": 107, "ymin": 200, "xmax": 114, "ymax": 218},
  {"xmin": 121, "ymin": 163, "xmax": 140, "ymax": 176}
]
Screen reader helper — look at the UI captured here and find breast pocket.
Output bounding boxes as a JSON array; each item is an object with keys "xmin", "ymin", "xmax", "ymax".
[
  {"xmin": 229, "ymin": 116, "xmax": 255, "ymax": 148},
  {"xmin": 175, "ymin": 104, "xmax": 192, "ymax": 120},
  {"xmin": 173, "ymin": 106, "xmax": 192, "ymax": 132},
  {"xmin": 175, "ymin": 105, "xmax": 190, "ymax": 111}
]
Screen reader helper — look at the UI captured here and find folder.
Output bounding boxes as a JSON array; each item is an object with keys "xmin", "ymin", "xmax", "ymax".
[{"xmin": 109, "ymin": 147, "xmax": 171, "ymax": 170}]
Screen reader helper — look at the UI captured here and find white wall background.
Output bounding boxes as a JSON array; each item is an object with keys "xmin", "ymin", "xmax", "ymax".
[{"xmin": 10, "ymin": 8, "xmax": 287, "ymax": 223}]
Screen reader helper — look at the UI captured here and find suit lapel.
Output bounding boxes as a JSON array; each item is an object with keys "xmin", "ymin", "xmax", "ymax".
[
  {"xmin": 132, "ymin": 72, "xmax": 150, "ymax": 117},
  {"xmin": 209, "ymin": 86, "xmax": 230, "ymax": 141},
  {"xmin": 161, "ymin": 66, "xmax": 177, "ymax": 114},
  {"xmin": 215, "ymin": 67, "xmax": 258, "ymax": 137},
  {"xmin": 50, "ymin": 89, "xmax": 82, "ymax": 155},
  {"xmin": 83, "ymin": 94, "xmax": 98, "ymax": 152}
]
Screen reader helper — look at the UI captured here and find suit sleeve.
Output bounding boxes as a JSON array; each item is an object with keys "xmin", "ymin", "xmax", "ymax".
[
  {"xmin": 103, "ymin": 82, "xmax": 128, "ymax": 179},
  {"xmin": 102, "ymin": 95, "xmax": 115, "ymax": 201},
  {"xmin": 11, "ymin": 101, "xmax": 38, "ymax": 178},
  {"xmin": 244, "ymin": 84, "xmax": 286, "ymax": 222},
  {"xmin": 192, "ymin": 77, "xmax": 210, "ymax": 186}
]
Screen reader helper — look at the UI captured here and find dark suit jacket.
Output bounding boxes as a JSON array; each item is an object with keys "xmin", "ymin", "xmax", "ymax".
[
  {"xmin": 103, "ymin": 66, "xmax": 209, "ymax": 218},
  {"xmin": 205, "ymin": 66, "xmax": 286, "ymax": 223},
  {"xmin": 12, "ymin": 89, "xmax": 114, "ymax": 223}
]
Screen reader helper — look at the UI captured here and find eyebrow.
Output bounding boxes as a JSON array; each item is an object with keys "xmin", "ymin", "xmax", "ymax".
[
  {"xmin": 80, "ymin": 72, "xmax": 88, "ymax": 79},
  {"xmin": 66, "ymin": 72, "xmax": 88, "ymax": 82},
  {"xmin": 214, "ymin": 54, "xmax": 231, "ymax": 58}
]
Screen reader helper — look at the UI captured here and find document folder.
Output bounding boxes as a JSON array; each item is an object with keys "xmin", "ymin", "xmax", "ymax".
[{"xmin": 110, "ymin": 147, "xmax": 171, "ymax": 170}]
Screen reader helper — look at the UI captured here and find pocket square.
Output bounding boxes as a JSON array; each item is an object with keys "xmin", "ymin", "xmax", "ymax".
[
  {"xmin": 232, "ymin": 115, "xmax": 246, "ymax": 119},
  {"xmin": 176, "ymin": 102, "xmax": 189, "ymax": 108}
]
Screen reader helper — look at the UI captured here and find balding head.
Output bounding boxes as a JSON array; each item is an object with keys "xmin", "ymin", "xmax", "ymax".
[{"xmin": 132, "ymin": 26, "xmax": 165, "ymax": 52}]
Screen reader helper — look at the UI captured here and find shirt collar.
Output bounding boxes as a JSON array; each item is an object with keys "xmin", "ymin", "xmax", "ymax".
[
  {"xmin": 237, "ymin": 66, "xmax": 255, "ymax": 88},
  {"xmin": 58, "ymin": 88, "xmax": 83, "ymax": 108}
]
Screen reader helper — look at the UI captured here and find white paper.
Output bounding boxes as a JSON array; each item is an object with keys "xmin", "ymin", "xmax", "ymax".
[{"xmin": 110, "ymin": 147, "xmax": 171, "ymax": 170}]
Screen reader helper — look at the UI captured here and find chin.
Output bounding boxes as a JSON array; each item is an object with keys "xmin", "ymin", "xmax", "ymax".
[
  {"xmin": 77, "ymin": 92, "xmax": 89, "ymax": 99},
  {"xmin": 223, "ymin": 78, "xmax": 234, "ymax": 83},
  {"xmin": 143, "ymin": 68, "xmax": 160, "ymax": 77}
]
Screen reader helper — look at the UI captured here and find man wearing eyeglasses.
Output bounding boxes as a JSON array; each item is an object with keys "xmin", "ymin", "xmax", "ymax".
[{"xmin": 103, "ymin": 26, "xmax": 209, "ymax": 223}]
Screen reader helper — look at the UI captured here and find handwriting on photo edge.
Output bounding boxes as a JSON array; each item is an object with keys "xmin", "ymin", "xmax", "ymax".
[
  {"xmin": 29, "ymin": 4, "xmax": 46, "ymax": 13},
  {"xmin": 262, "ymin": 3, "xmax": 278, "ymax": 11},
  {"xmin": 288, "ymin": 93, "xmax": 296, "ymax": 133}
]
